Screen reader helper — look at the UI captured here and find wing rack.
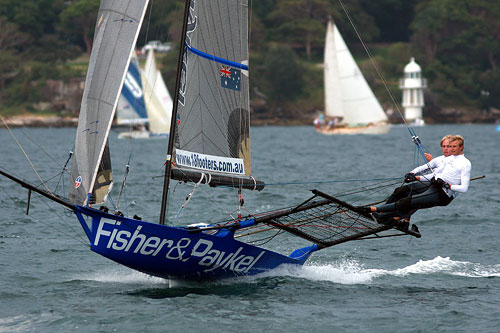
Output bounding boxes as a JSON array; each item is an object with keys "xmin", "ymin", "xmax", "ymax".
[{"xmin": 254, "ymin": 189, "xmax": 420, "ymax": 250}]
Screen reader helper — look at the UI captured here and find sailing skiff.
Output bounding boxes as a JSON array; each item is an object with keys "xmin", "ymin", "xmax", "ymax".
[{"xmin": 0, "ymin": 0, "xmax": 420, "ymax": 281}]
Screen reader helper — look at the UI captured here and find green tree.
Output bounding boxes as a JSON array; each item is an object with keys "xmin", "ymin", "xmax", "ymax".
[
  {"xmin": 0, "ymin": 17, "xmax": 28, "ymax": 104},
  {"xmin": 412, "ymin": 0, "xmax": 500, "ymax": 108},
  {"xmin": 0, "ymin": 0, "xmax": 64, "ymax": 39},
  {"xmin": 328, "ymin": 0, "xmax": 379, "ymax": 45},
  {"xmin": 59, "ymin": 0, "xmax": 99, "ymax": 54},
  {"xmin": 164, "ymin": 0, "xmax": 185, "ymax": 47},
  {"xmin": 138, "ymin": 0, "xmax": 176, "ymax": 47},
  {"xmin": 0, "ymin": 50, "xmax": 19, "ymax": 104},
  {"xmin": 360, "ymin": 0, "xmax": 417, "ymax": 42},
  {"xmin": 0, "ymin": 16, "xmax": 31, "ymax": 51},
  {"xmin": 261, "ymin": 45, "xmax": 305, "ymax": 103},
  {"xmin": 268, "ymin": 0, "xmax": 331, "ymax": 60}
]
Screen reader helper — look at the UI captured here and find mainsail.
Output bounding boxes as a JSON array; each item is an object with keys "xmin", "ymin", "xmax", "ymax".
[
  {"xmin": 69, "ymin": 1, "xmax": 149, "ymax": 205},
  {"xmin": 169, "ymin": 0, "xmax": 261, "ymax": 190},
  {"xmin": 116, "ymin": 55, "xmax": 148, "ymax": 126},
  {"xmin": 324, "ymin": 18, "xmax": 387, "ymax": 125}
]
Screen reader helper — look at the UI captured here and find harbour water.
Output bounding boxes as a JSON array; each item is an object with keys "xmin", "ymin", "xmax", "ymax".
[{"xmin": 0, "ymin": 124, "xmax": 499, "ymax": 332}]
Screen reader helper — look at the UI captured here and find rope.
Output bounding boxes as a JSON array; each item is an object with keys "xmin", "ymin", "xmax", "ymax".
[
  {"xmin": 116, "ymin": 155, "xmax": 131, "ymax": 212},
  {"xmin": 175, "ymin": 172, "xmax": 206, "ymax": 219},
  {"xmin": 0, "ymin": 176, "xmax": 88, "ymax": 246},
  {"xmin": 337, "ymin": 0, "xmax": 431, "ymax": 166},
  {"xmin": 263, "ymin": 176, "xmax": 400, "ymax": 187},
  {"xmin": 0, "ymin": 115, "xmax": 52, "ymax": 193}
]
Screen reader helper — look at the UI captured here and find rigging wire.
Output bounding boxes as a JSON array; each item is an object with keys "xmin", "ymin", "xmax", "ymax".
[
  {"xmin": 19, "ymin": 128, "xmax": 67, "ymax": 169},
  {"xmin": 0, "ymin": 117, "xmax": 85, "ymax": 245},
  {"xmin": 116, "ymin": 154, "xmax": 131, "ymax": 212},
  {"xmin": 167, "ymin": 169, "xmax": 242, "ymax": 223},
  {"xmin": 0, "ymin": 177, "xmax": 88, "ymax": 246},
  {"xmin": 54, "ymin": 150, "xmax": 73, "ymax": 195},
  {"xmin": 262, "ymin": 176, "xmax": 400, "ymax": 187},
  {"xmin": 337, "ymin": 0, "xmax": 431, "ymax": 167},
  {"xmin": 0, "ymin": 115, "xmax": 52, "ymax": 193}
]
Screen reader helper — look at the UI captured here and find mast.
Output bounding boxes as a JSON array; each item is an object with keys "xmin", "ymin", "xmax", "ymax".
[{"xmin": 159, "ymin": 0, "xmax": 191, "ymax": 225}]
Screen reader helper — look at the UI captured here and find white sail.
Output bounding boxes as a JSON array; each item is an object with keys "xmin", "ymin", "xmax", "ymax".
[
  {"xmin": 324, "ymin": 18, "xmax": 388, "ymax": 125},
  {"xmin": 69, "ymin": 0, "xmax": 149, "ymax": 205},
  {"xmin": 116, "ymin": 55, "xmax": 149, "ymax": 125},
  {"xmin": 141, "ymin": 49, "xmax": 172, "ymax": 134}
]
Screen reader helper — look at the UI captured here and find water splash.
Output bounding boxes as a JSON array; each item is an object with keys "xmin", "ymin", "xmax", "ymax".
[
  {"xmin": 282, "ymin": 256, "xmax": 500, "ymax": 283},
  {"xmin": 75, "ymin": 256, "xmax": 500, "ymax": 289},
  {"xmin": 247, "ymin": 256, "xmax": 500, "ymax": 284},
  {"xmin": 78, "ymin": 268, "xmax": 168, "ymax": 285},
  {"xmin": 246, "ymin": 258, "xmax": 381, "ymax": 284},
  {"xmin": 391, "ymin": 256, "xmax": 500, "ymax": 278}
]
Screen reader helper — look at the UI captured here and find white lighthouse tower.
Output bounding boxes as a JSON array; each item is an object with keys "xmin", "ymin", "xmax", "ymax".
[{"xmin": 400, "ymin": 57, "xmax": 426, "ymax": 126}]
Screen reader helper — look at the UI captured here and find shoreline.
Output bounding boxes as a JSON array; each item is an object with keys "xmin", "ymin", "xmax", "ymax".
[
  {"xmin": 0, "ymin": 114, "xmax": 497, "ymax": 128},
  {"xmin": 0, "ymin": 115, "xmax": 78, "ymax": 128}
]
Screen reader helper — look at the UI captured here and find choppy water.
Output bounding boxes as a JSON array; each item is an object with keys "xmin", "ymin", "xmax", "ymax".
[{"xmin": 1, "ymin": 124, "xmax": 499, "ymax": 332}]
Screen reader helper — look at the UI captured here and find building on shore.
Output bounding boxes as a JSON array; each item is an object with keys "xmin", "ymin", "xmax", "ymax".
[{"xmin": 399, "ymin": 57, "xmax": 427, "ymax": 126}]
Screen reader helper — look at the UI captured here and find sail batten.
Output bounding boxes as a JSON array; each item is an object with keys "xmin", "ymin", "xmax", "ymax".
[{"xmin": 69, "ymin": 0, "xmax": 150, "ymax": 205}]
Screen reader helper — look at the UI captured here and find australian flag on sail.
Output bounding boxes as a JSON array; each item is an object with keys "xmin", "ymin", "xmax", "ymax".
[{"xmin": 220, "ymin": 65, "xmax": 241, "ymax": 91}]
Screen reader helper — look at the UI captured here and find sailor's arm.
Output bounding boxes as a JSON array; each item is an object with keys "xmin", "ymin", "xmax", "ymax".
[
  {"xmin": 410, "ymin": 158, "xmax": 440, "ymax": 181},
  {"xmin": 449, "ymin": 161, "xmax": 472, "ymax": 193}
]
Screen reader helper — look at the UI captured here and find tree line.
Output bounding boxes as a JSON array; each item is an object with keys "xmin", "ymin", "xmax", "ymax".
[{"xmin": 0, "ymin": 0, "xmax": 498, "ymax": 122}]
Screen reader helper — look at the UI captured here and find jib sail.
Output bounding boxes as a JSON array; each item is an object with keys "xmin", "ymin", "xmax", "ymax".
[{"xmin": 69, "ymin": 1, "xmax": 149, "ymax": 205}]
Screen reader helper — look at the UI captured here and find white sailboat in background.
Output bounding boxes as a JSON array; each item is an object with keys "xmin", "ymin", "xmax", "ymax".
[
  {"xmin": 315, "ymin": 17, "xmax": 389, "ymax": 135},
  {"xmin": 118, "ymin": 49, "xmax": 172, "ymax": 139},
  {"xmin": 115, "ymin": 55, "xmax": 149, "ymax": 128}
]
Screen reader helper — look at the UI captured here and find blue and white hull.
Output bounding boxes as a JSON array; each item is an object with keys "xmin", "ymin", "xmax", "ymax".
[{"xmin": 75, "ymin": 206, "xmax": 317, "ymax": 281}]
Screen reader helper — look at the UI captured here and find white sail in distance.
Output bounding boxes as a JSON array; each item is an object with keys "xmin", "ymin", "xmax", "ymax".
[
  {"xmin": 324, "ymin": 18, "xmax": 388, "ymax": 125},
  {"xmin": 142, "ymin": 49, "xmax": 172, "ymax": 134},
  {"xmin": 116, "ymin": 54, "xmax": 149, "ymax": 126}
]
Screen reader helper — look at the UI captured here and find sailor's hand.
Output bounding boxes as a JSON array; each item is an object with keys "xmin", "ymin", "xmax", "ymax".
[
  {"xmin": 425, "ymin": 153, "xmax": 433, "ymax": 162},
  {"xmin": 435, "ymin": 178, "xmax": 450, "ymax": 189},
  {"xmin": 404, "ymin": 173, "xmax": 416, "ymax": 183}
]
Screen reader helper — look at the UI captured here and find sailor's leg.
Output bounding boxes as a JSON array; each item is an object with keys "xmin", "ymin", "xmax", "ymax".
[
  {"xmin": 375, "ymin": 181, "xmax": 433, "ymax": 213},
  {"xmin": 385, "ymin": 185, "xmax": 410, "ymax": 204},
  {"xmin": 405, "ymin": 185, "xmax": 444, "ymax": 210},
  {"xmin": 384, "ymin": 181, "xmax": 430, "ymax": 204},
  {"xmin": 374, "ymin": 201, "xmax": 397, "ymax": 213}
]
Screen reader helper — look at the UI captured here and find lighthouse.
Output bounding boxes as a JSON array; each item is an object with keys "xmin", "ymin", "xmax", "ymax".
[{"xmin": 399, "ymin": 57, "xmax": 427, "ymax": 126}]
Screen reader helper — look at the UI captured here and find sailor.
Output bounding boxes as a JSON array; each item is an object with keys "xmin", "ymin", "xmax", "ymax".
[
  {"xmin": 362, "ymin": 135, "xmax": 471, "ymax": 226},
  {"xmin": 313, "ymin": 117, "xmax": 321, "ymax": 129},
  {"xmin": 380, "ymin": 134, "xmax": 453, "ymax": 208},
  {"xmin": 425, "ymin": 134, "xmax": 453, "ymax": 163}
]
